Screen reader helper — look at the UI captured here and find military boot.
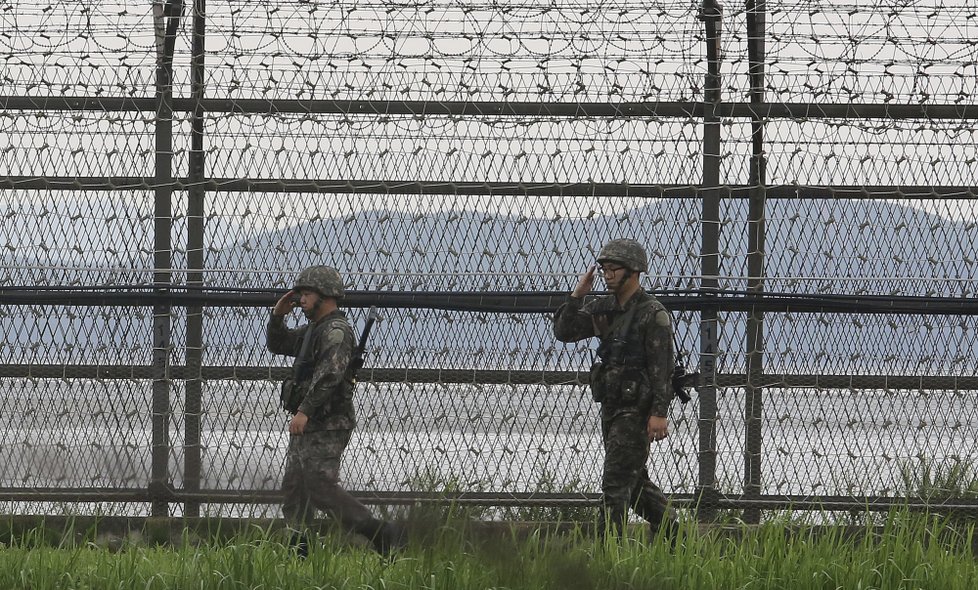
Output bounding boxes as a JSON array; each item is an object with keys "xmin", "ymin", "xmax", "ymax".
[
  {"xmin": 652, "ymin": 518, "xmax": 683, "ymax": 551},
  {"xmin": 287, "ymin": 531, "xmax": 310, "ymax": 559},
  {"xmin": 371, "ymin": 521, "xmax": 406, "ymax": 555},
  {"xmin": 597, "ymin": 504, "xmax": 628, "ymax": 540}
]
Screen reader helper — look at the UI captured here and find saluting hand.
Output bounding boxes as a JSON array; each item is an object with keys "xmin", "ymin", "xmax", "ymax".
[
  {"xmin": 273, "ymin": 289, "xmax": 298, "ymax": 317},
  {"xmin": 571, "ymin": 265, "xmax": 597, "ymax": 298}
]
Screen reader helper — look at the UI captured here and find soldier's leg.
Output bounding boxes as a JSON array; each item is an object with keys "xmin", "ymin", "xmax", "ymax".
[
  {"xmin": 630, "ymin": 467, "xmax": 679, "ymax": 538},
  {"xmin": 600, "ymin": 410, "xmax": 649, "ymax": 537},
  {"xmin": 301, "ymin": 430, "xmax": 389, "ymax": 543},
  {"xmin": 283, "ymin": 440, "xmax": 313, "ymax": 520},
  {"xmin": 281, "ymin": 436, "xmax": 314, "ymax": 557}
]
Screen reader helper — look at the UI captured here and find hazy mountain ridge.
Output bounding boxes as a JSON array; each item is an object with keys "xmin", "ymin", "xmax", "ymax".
[
  {"xmin": 3, "ymin": 197, "xmax": 974, "ymax": 296},
  {"xmin": 206, "ymin": 198, "xmax": 976, "ymax": 297},
  {"xmin": 4, "ymin": 199, "xmax": 974, "ymax": 374}
]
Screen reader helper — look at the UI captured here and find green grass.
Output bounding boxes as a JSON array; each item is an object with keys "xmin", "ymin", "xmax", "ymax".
[
  {"xmin": 1, "ymin": 510, "xmax": 975, "ymax": 590},
  {"xmin": 900, "ymin": 456, "xmax": 978, "ymax": 501}
]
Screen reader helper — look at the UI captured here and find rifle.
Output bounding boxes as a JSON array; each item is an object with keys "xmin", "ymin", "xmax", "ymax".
[
  {"xmin": 671, "ymin": 330, "xmax": 698, "ymax": 404},
  {"xmin": 671, "ymin": 359, "xmax": 697, "ymax": 404},
  {"xmin": 347, "ymin": 306, "xmax": 381, "ymax": 384}
]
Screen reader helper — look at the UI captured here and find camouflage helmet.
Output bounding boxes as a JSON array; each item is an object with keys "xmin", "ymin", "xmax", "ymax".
[
  {"xmin": 597, "ymin": 239, "xmax": 648, "ymax": 272},
  {"xmin": 293, "ymin": 265, "xmax": 345, "ymax": 299}
]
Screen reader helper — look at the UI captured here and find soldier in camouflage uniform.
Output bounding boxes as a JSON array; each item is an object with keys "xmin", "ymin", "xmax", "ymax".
[
  {"xmin": 553, "ymin": 239, "xmax": 680, "ymax": 540},
  {"xmin": 267, "ymin": 265, "xmax": 401, "ymax": 556}
]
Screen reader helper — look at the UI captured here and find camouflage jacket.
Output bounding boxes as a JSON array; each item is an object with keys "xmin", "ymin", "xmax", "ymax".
[
  {"xmin": 553, "ymin": 290, "xmax": 674, "ymax": 417},
  {"xmin": 266, "ymin": 310, "xmax": 357, "ymax": 431}
]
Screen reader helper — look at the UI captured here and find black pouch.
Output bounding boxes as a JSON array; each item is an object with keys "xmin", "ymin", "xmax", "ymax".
[
  {"xmin": 280, "ymin": 378, "xmax": 300, "ymax": 414},
  {"xmin": 589, "ymin": 361, "xmax": 605, "ymax": 403}
]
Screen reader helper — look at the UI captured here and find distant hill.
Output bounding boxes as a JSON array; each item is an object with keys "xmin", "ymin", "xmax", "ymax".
[
  {"xmin": 203, "ymin": 197, "xmax": 976, "ymax": 298},
  {"xmin": 5, "ymin": 197, "xmax": 972, "ymax": 295},
  {"xmin": 3, "ymin": 198, "xmax": 975, "ymax": 374}
]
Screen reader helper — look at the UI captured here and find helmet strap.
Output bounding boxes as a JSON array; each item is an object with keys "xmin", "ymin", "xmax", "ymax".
[{"xmin": 302, "ymin": 293, "xmax": 325, "ymax": 320}]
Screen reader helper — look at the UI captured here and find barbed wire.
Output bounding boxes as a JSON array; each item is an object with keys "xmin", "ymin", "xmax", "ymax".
[{"xmin": 3, "ymin": 1, "xmax": 976, "ymax": 102}]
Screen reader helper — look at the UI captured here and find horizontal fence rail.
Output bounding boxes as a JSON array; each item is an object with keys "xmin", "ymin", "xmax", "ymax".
[
  {"xmin": 3, "ymin": 177, "xmax": 977, "ymax": 200},
  {"xmin": 3, "ymin": 289, "xmax": 978, "ymax": 314},
  {"xmin": 4, "ymin": 96, "xmax": 978, "ymax": 120}
]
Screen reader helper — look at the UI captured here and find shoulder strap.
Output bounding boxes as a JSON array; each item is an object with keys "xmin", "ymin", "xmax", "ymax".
[
  {"xmin": 293, "ymin": 318, "xmax": 342, "ymax": 381},
  {"xmin": 293, "ymin": 327, "xmax": 316, "ymax": 381}
]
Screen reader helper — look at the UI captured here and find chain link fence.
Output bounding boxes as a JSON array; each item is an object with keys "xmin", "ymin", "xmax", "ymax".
[{"xmin": 1, "ymin": 0, "xmax": 977, "ymax": 522}]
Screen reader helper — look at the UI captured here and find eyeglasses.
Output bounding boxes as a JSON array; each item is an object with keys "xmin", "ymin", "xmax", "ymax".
[{"xmin": 598, "ymin": 264, "xmax": 625, "ymax": 275}]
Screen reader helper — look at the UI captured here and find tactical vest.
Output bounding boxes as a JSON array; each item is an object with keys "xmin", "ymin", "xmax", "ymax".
[
  {"xmin": 589, "ymin": 299, "xmax": 651, "ymax": 406},
  {"xmin": 280, "ymin": 315, "xmax": 355, "ymax": 420}
]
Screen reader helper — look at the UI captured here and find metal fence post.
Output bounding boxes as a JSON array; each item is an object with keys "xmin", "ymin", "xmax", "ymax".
[
  {"xmin": 697, "ymin": 0, "xmax": 723, "ymax": 522},
  {"xmin": 151, "ymin": 0, "xmax": 183, "ymax": 518},
  {"xmin": 184, "ymin": 0, "xmax": 207, "ymax": 518},
  {"xmin": 744, "ymin": 0, "xmax": 767, "ymax": 525}
]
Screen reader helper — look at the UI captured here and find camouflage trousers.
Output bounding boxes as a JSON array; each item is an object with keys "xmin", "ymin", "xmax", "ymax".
[
  {"xmin": 282, "ymin": 429, "xmax": 383, "ymax": 538},
  {"xmin": 599, "ymin": 407, "xmax": 676, "ymax": 534}
]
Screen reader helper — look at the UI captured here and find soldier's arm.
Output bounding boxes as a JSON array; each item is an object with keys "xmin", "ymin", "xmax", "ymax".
[
  {"xmin": 553, "ymin": 296, "xmax": 598, "ymax": 343},
  {"xmin": 297, "ymin": 325, "xmax": 354, "ymax": 416},
  {"xmin": 643, "ymin": 307, "xmax": 675, "ymax": 418},
  {"xmin": 266, "ymin": 313, "xmax": 302, "ymax": 356}
]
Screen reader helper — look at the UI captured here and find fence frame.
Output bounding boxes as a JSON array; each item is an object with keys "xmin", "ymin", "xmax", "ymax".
[{"xmin": 2, "ymin": 0, "xmax": 978, "ymax": 520}]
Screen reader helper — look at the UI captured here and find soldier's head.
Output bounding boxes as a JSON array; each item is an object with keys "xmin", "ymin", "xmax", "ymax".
[
  {"xmin": 596, "ymin": 239, "xmax": 647, "ymax": 293},
  {"xmin": 293, "ymin": 265, "xmax": 344, "ymax": 319}
]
